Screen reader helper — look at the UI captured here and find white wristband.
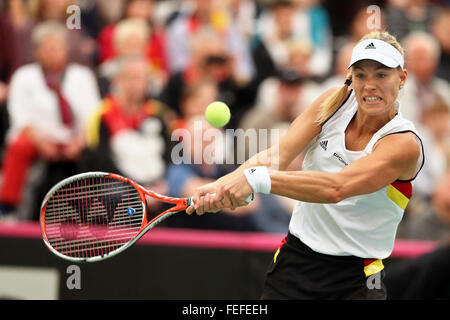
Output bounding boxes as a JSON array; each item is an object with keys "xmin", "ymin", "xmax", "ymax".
[{"xmin": 244, "ymin": 166, "xmax": 271, "ymax": 194}]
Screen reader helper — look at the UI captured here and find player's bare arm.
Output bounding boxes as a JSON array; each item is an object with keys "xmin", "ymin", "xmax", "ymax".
[
  {"xmin": 187, "ymin": 87, "xmax": 342, "ymax": 214},
  {"xmin": 268, "ymin": 132, "xmax": 421, "ymax": 203}
]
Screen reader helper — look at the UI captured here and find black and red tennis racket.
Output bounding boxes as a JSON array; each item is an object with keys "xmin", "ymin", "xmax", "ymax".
[{"xmin": 40, "ymin": 172, "xmax": 194, "ymax": 262}]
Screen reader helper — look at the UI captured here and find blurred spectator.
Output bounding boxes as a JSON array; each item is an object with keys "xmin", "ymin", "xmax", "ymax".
[
  {"xmin": 225, "ymin": 0, "xmax": 261, "ymax": 40},
  {"xmin": 421, "ymin": 99, "xmax": 450, "ymax": 156},
  {"xmin": 167, "ymin": 116, "xmax": 259, "ymax": 231},
  {"xmin": 98, "ymin": 18, "xmax": 165, "ymax": 97},
  {"xmin": 291, "ymin": 0, "xmax": 333, "ymax": 78},
  {"xmin": 385, "ymin": 0, "xmax": 439, "ymax": 41},
  {"xmin": 0, "ymin": 0, "xmax": 36, "ymax": 163},
  {"xmin": 251, "ymin": 0, "xmax": 299, "ymax": 84},
  {"xmin": 241, "ymin": 68, "xmax": 317, "ymax": 138},
  {"xmin": 165, "ymin": 0, "xmax": 254, "ymax": 83},
  {"xmin": 239, "ymin": 67, "xmax": 317, "ymax": 176},
  {"xmin": 95, "ymin": 0, "xmax": 128, "ymax": 25},
  {"xmin": 320, "ymin": 40, "xmax": 354, "ymax": 91},
  {"xmin": 168, "ymin": 77, "xmax": 220, "ymax": 135},
  {"xmin": 410, "ymin": 99, "xmax": 449, "ymax": 199},
  {"xmin": 286, "ymin": 40, "xmax": 313, "ymax": 79},
  {"xmin": 163, "ymin": 79, "xmax": 219, "ymax": 152},
  {"xmin": 0, "ymin": 21, "xmax": 100, "ymax": 218},
  {"xmin": 153, "ymin": 0, "xmax": 187, "ymax": 27},
  {"xmin": 398, "ymin": 31, "xmax": 450, "ymax": 125},
  {"xmin": 169, "ymin": 78, "xmax": 220, "ymax": 149},
  {"xmin": 160, "ymin": 28, "xmax": 225, "ymax": 114},
  {"xmin": 348, "ymin": 4, "xmax": 386, "ymax": 42},
  {"xmin": 0, "ymin": 0, "xmax": 35, "ymax": 83},
  {"xmin": 97, "ymin": 0, "xmax": 167, "ymax": 81},
  {"xmin": 180, "ymin": 79, "xmax": 219, "ymax": 121},
  {"xmin": 75, "ymin": 0, "xmax": 109, "ymax": 39},
  {"xmin": 29, "ymin": 0, "xmax": 97, "ymax": 66},
  {"xmin": 333, "ymin": 3, "xmax": 386, "ymax": 61},
  {"xmin": 167, "ymin": 117, "xmax": 292, "ymax": 233},
  {"xmin": 160, "ymin": 27, "xmax": 255, "ymax": 129},
  {"xmin": 83, "ymin": 54, "xmax": 174, "ymax": 193},
  {"xmin": 242, "ymin": 41, "xmax": 319, "ymax": 132},
  {"xmin": 406, "ymin": 168, "xmax": 450, "ymax": 242},
  {"xmin": 430, "ymin": 8, "xmax": 450, "ymax": 82},
  {"xmin": 252, "ymin": 0, "xmax": 332, "ymax": 83}
]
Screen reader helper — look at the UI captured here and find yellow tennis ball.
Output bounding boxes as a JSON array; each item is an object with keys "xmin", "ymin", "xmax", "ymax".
[{"xmin": 205, "ymin": 101, "xmax": 231, "ymax": 127}]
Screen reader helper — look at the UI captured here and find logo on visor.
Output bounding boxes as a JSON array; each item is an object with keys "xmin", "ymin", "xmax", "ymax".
[{"xmin": 365, "ymin": 42, "xmax": 376, "ymax": 49}]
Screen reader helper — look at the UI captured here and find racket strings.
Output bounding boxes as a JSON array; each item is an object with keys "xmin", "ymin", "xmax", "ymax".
[
  {"xmin": 44, "ymin": 199, "xmax": 143, "ymax": 223},
  {"xmin": 44, "ymin": 176, "xmax": 144, "ymax": 259},
  {"xmin": 46, "ymin": 182, "xmax": 133, "ymax": 201}
]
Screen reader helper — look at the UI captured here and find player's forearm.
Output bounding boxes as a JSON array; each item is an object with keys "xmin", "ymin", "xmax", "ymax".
[
  {"xmin": 217, "ymin": 147, "xmax": 283, "ymax": 185},
  {"xmin": 268, "ymin": 169, "xmax": 343, "ymax": 203}
]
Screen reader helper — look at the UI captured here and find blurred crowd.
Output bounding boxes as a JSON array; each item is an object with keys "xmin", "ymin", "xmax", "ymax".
[{"xmin": 0, "ymin": 0, "xmax": 448, "ymax": 242}]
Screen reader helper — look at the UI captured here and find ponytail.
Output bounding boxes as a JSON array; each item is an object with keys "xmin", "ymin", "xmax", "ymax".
[{"xmin": 316, "ymin": 73, "xmax": 352, "ymax": 125}]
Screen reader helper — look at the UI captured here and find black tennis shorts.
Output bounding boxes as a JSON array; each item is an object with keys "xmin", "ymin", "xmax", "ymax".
[{"xmin": 261, "ymin": 233, "xmax": 387, "ymax": 300}]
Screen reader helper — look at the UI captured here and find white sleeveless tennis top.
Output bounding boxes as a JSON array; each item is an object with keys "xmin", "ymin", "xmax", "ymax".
[{"xmin": 289, "ymin": 90, "xmax": 424, "ymax": 259}]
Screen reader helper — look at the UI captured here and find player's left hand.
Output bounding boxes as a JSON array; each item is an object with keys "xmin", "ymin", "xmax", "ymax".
[{"xmin": 213, "ymin": 174, "xmax": 253, "ymax": 211}]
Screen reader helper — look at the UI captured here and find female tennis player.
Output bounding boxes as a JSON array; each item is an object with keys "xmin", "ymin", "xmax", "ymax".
[{"xmin": 186, "ymin": 31, "xmax": 425, "ymax": 300}]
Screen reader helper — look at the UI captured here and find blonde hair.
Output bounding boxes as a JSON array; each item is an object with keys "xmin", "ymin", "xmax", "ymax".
[
  {"xmin": 31, "ymin": 21, "xmax": 68, "ymax": 47},
  {"xmin": 113, "ymin": 18, "xmax": 151, "ymax": 50},
  {"xmin": 316, "ymin": 31, "xmax": 404, "ymax": 124}
]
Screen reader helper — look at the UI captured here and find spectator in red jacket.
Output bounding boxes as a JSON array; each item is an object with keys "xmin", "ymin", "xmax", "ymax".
[{"xmin": 97, "ymin": 0, "xmax": 167, "ymax": 79}]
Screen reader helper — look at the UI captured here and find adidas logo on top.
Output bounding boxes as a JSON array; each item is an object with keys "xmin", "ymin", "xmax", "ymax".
[
  {"xmin": 365, "ymin": 42, "xmax": 376, "ymax": 49},
  {"xmin": 319, "ymin": 140, "xmax": 328, "ymax": 150}
]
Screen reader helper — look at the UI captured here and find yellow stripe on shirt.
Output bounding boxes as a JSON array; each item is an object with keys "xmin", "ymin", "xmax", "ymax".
[{"xmin": 386, "ymin": 184, "xmax": 409, "ymax": 210}]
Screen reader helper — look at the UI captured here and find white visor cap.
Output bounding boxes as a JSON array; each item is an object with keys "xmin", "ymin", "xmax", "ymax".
[{"xmin": 348, "ymin": 39, "xmax": 404, "ymax": 69}]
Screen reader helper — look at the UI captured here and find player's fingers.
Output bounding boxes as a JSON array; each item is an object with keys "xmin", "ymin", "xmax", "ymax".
[
  {"xmin": 186, "ymin": 205, "xmax": 195, "ymax": 215},
  {"xmin": 207, "ymin": 193, "xmax": 220, "ymax": 212},
  {"xmin": 203, "ymin": 193, "xmax": 212, "ymax": 213},
  {"xmin": 192, "ymin": 191, "xmax": 201, "ymax": 211},
  {"xmin": 196, "ymin": 195, "xmax": 205, "ymax": 215},
  {"xmin": 213, "ymin": 187, "xmax": 225, "ymax": 209}
]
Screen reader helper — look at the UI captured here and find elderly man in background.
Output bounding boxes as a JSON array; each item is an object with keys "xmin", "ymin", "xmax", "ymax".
[
  {"xmin": 399, "ymin": 31, "xmax": 450, "ymax": 125},
  {"xmin": 395, "ymin": 32, "xmax": 450, "ymax": 207},
  {"xmin": 0, "ymin": 21, "xmax": 100, "ymax": 218}
]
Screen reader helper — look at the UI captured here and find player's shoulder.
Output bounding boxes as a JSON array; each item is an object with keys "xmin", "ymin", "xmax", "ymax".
[{"xmin": 374, "ymin": 131, "xmax": 421, "ymax": 160}]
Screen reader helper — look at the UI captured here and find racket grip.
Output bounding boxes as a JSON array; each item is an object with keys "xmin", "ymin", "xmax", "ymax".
[
  {"xmin": 186, "ymin": 196, "xmax": 194, "ymax": 208},
  {"xmin": 186, "ymin": 193, "xmax": 254, "ymax": 208}
]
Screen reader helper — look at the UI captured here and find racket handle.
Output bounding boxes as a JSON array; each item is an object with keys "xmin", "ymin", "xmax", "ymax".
[
  {"xmin": 186, "ymin": 196, "xmax": 194, "ymax": 208},
  {"xmin": 186, "ymin": 193, "xmax": 254, "ymax": 208}
]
